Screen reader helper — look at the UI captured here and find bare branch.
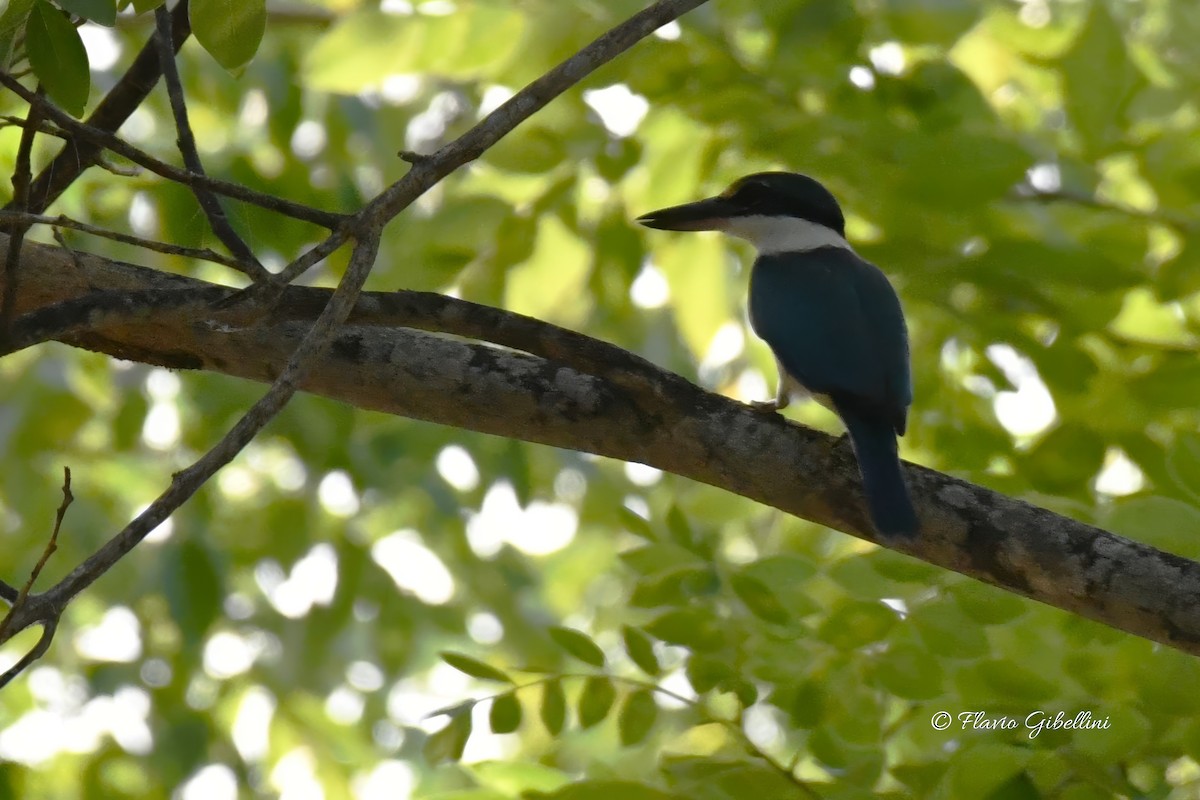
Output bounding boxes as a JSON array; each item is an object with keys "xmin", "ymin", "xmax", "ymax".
[
  {"xmin": 16, "ymin": 0, "xmax": 193, "ymax": 214},
  {"xmin": 0, "ymin": 210, "xmax": 255, "ymax": 273},
  {"xmin": 0, "ymin": 619, "xmax": 57, "ymax": 691},
  {"xmin": 0, "ymin": 468, "xmax": 72, "ymax": 684},
  {"xmin": 369, "ymin": 0, "xmax": 706, "ymax": 224},
  {"xmin": 1014, "ymin": 185, "xmax": 1195, "ymax": 232},
  {"xmin": 0, "ymin": 73, "xmax": 347, "ymax": 230},
  {"xmin": 152, "ymin": 7, "xmax": 270, "ymax": 282},
  {"xmin": 281, "ymin": 0, "xmax": 710, "ymax": 283},
  {"xmin": 0, "ymin": 467, "xmax": 71, "ymax": 640}
]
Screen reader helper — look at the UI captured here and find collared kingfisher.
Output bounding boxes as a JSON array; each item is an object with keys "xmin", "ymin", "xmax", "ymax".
[{"xmin": 637, "ymin": 172, "xmax": 918, "ymax": 538}]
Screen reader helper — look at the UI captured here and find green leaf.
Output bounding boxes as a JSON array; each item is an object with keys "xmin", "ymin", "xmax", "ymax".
[
  {"xmin": 424, "ymin": 713, "xmax": 472, "ymax": 765},
  {"xmin": 1105, "ymin": 496, "xmax": 1200, "ymax": 560},
  {"xmin": 538, "ymin": 781, "xmax": 680, "ymax": 800},
  {"xmin": 489, "ymin": 692, "xmax": 522, "ymax": 734},
  {"xmin": 540, "ymin": 679, "xmax": 566, "ymax": 735},
  {"xmin": 617, "ymin": 507, "xmax": 656, "ymax": 541},
  {"xmin": 189, "ymin": 0, "xmax": 265, "ymax": 70},
  {"xmin": 871, "ymin": 641, "xmax": 945, "ymax": 700},
  {"xmin": 950, "ymin": 581, "xmax": 1028, "ymax": 625},
  {"xmin": 1067, "ymin": 706, "xmax": 1149, "ymax": 763},
  {"xmin": 618, "ymin": 690, "xmax": 657, "ymax": 746},
  {"xmin": 486, "ymin": 127, "xmax": 567, "ymax": 174},
  {"xmin": 0, "ymin": 0, "xmax": 35, "ymax": 35},
  {"xmin": 884, "ymin": 0, "xmax": 979, "ymax": 46},
  {"xmin": 685, "ymin": 654, "xmax": 731, "ymax": 694},
  {"xmin": 943, "ymin": 744, "xmax": 1033, "ymax": 799},
  {"xmin": 577, "ymin": 676, "xmax": 615, "ymax": 729},
  {"xmin": 643, "ymin": 608, "xmax": 726, "ymax": 651},
  {"xmin": 661, "ymin": 756, "xmax": 810, "ymax": 800},
  {"xmin": 1059, "ymin": 1, "xmax": 1143, "ymax": 156},
  {"xmin": 728, "ymin": 572, "xmax": 790, "ymax": 625},
  {"xmin": 26, "ymin": 0, "xmax": 90, "ymax": 116},
  {"xmin": 548, "ymin": 626, "xmax": 605, "ymax": 667},
  {"xmin": 816, "ymin": 600, "xmax": 898, "ymax": 650},
  {"xmin": 131, "ymin": 0, "xmax": 163, "ymax": 12},
  {"xmin": 439, "ymin": 651, "xmax": 513, "ymax": 684},
  {"xmin": 665, "ymin": 505, "xmax": 692, "ymax": 548},
  {"xmin": 621, "ymin": 626, "xmax": 660, "ymax": 676},
  {"xmin": 910, "ymin": 598, "xmax": 989, "ymax": 659},
  {"xmin": 965, "ymin": 659, "xmax": 1059, "ymax": 705},
  {"xmin": 57, "ymin": 0, "xmax": 115, "ymax": 25}
]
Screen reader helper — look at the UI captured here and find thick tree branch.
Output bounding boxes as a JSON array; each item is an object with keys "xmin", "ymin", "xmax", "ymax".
[{"xmin": 6, "ymin": 235, "xmax": 1200, "ymax": 657}]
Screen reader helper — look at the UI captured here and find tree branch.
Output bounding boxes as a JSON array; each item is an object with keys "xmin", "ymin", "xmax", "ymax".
[
  {"xmin": 6, "ymin": 234, "xmax": 1200, "ymax": 657},
  {"xmin": 16, "ymin": 0, "xmax": 193, "ymax": 214},
  {"xmin": 152, "ymin": 7, "xmax": 269, "ymax": 282},
  {"xmin": 0, "ymin": 210, "xmax": 255, "ymax": 273},
  {"xmin": 279, "ymin": 0, "xmax": 710, "ymax": 282},
  {"xmin": 0, "ymin": 72, "xmax": 347, "ymax": 231}
]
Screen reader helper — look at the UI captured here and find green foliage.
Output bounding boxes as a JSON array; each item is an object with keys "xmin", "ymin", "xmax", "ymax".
[
  {"xmin": 55, "ymin": 0, "xmax": 114, "ymax": 26},
  {"xmin": 25, "ymin": 0, "xmax": 89, "ymax": 115},
  {"xmin": 189, "ymin": 0, "xmax": 265, "ymax": 70},
  {"xmin": 4, "ymin": 0, "xmax": 1200, "ymax": 798}
]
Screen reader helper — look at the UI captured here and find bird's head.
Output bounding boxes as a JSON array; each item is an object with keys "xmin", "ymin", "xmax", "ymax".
[{"xmin": 636, "ymin": 171, "xmax": 848, "ymax": 253}]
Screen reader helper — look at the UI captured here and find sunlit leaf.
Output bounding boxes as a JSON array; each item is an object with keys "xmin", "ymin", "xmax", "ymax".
[
  {"xmin": 440, "ymin": 652, "xmax": 513, "ymax": 684},
  {"xmin": 190, "ymin": 0, "xmax": 265, "ymax": 70},
  {"xmin": 548, "ymin": 626, "xmax": 606, "ymax": 667}
]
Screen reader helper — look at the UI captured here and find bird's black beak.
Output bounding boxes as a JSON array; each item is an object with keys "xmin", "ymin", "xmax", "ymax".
[{"xmin": 636, "ymin": 195, "xmax": 740, "ymax": 231}]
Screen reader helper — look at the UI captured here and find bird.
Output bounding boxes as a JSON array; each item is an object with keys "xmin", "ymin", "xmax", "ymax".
[{"xmin": 636, "ymin": 172, "xmax": 918, "ymax": 538}]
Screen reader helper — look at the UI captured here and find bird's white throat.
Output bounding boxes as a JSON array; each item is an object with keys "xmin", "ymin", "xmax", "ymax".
[{"xmin": 719, "ymin": 215, "xmax": 851, "ymax": 255}]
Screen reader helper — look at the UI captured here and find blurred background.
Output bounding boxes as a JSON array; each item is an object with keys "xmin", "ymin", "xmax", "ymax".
[{"xmin": 3, "ymin": 0, "xmax": 1200, "ymax": 797}]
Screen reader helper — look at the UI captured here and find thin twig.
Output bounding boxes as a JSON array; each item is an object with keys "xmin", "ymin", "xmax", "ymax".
[
  {"xmin": 0, "ymin": 72, "xmax": 347, "ymax": 230},
  {"xmin": 1016, "ymin": 186, "xmax": 1195, "ymax": 232},
  {"xmin": 0, "ymin": 210, "xmax": 255, "ymax": 273},
  {"xmin": 0, "ymin": 619, "xmax": 57, "ymax": 690},
  {"xmin": 364, "ymin": 0, "xmax": 709, "ymax": 228},
  {"xmin": 0, "ymin": 467, "xmax": 72, "ymax": 645},
  {"xmin": 153, "ymin": 7, "xmax": 269, "ymax": 282}
]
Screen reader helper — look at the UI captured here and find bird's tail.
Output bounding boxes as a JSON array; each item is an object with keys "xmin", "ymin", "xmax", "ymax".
[{"xmin": 835, "ymin": 402, "xmax": 919, "ymax": 538}]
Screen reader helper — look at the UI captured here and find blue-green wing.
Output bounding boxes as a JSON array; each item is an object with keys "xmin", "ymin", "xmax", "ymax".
[{"xmin": 748, "ymin": 248, "xmax": 911, "ymax": 433}]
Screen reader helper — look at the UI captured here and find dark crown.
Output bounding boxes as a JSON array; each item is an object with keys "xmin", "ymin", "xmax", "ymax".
[{"xmin": 721, "ymin": 172, "xmax": 846, "ymax": 236}]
